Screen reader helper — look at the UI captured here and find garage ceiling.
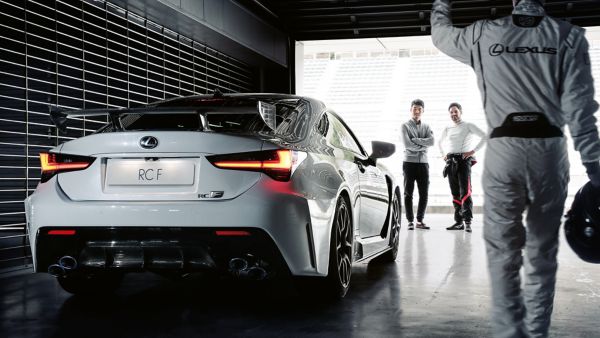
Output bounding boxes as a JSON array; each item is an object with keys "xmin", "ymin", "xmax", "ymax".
[{"xmin": 239, "ymin": 0, "xmax": 600, "ymax": 40}]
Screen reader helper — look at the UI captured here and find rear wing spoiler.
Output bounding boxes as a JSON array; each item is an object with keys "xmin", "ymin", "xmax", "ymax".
[{"xmin": 49, "ymin": 101, "xmax": 279, "ymax": 133}]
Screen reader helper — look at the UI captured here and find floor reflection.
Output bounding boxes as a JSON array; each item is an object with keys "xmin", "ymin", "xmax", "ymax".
[{"xmin": 2, "ymin": 215, "xmax": 600, "ymax": 337}]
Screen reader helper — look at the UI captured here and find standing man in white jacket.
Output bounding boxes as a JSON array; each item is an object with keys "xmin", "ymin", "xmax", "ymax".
[
  {"xmin": 402, "ymin": 99, "xmax": 435, "ymax": 230},
  {"xmin": 431, "ymin": 0, "xmax": 600, "ymax": 337},
  {"xmin": 438, "ymin": 102, "xmax": 486, "ymax": 233}
]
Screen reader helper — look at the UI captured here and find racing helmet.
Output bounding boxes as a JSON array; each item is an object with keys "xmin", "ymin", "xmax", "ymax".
[{"xmin": 564, "ymin": 182, "xmax": 600, "ymax": 263}]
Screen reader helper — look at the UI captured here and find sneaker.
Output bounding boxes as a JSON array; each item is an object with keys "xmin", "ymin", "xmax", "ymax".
[
  {"xmin": 465, "ymin": 222, "xmax": 472, "ymax": 233},
  {"xmin": 408, "ymin": 222, "xmax": 414, "ymax": 230},
  {"xmin": 416, "ymin": 222, "xmax": 430, "ymax": 230},
  {"xmin": 446, "ymin": 222, "xmax": 464, "ymax": 230}
]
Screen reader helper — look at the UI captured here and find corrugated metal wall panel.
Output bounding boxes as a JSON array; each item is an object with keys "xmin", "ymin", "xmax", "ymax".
[{"xmin": 0, "ymin": 0, "xmax": 258, "ymax": 272}]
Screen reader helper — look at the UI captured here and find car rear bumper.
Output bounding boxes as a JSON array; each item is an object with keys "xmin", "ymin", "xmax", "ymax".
[
  {"xmin": 36, "ymin": 226, "xmax": 289, "ymax": 279},
  {"xmin": 25, "ymin": 177, "xmax": 331, "ymax": 277}
]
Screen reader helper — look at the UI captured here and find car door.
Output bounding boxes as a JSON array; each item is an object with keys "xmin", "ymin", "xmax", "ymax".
[{"xmin": 327, "ymin": 113, "xmax": 389, "ymax": 238}]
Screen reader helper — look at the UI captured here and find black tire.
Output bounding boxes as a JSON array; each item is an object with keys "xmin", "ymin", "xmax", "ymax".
[
  {"xmin": 380, "ymin": 190, "xmax": 401, "ymax": 262},
  {"xmin": 57, "ymin": 272, "xmax": 124, "ymax": 295}
]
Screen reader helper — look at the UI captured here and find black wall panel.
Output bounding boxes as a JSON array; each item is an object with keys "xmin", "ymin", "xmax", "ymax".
[{"xmin": 0, "ymin": 0, "xmax": 258, "ymax": 272}]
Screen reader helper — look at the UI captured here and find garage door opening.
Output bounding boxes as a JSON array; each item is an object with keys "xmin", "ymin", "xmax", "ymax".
[{"xmin": 297, "ymin": 27, "xmax": 600, "ymax": 211}]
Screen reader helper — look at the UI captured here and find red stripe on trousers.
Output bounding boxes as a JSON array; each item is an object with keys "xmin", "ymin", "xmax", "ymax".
[{"xmin": 461, "ymin": 177, "xmax": 472, "ymax": 204}]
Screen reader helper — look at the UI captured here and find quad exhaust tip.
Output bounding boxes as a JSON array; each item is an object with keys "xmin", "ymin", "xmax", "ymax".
[
  {"xmin": 59, "ymin": 256, "xmax": 78, "ymax": 270},
  {"xmin": 228, "ymin": 257, "xmax": 249, "ymax": 272},
  {"xmin": 240, "ymin": 266, "xmax": 267, "ymax": 281},
  {"xmin": 47, "ymin": 264, "xmax": 65, "ymax": 277},
  {"xmin": 48, "ymin": 256, "xmax": 78, "ymax": 277},
  {"xmin": 228, "ymin": 256, "xmax": 269, "ymax": 280}
]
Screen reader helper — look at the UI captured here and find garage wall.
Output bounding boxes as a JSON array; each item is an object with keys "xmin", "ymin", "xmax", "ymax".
[{"xmin": 0, "ymin": 0, "xmax": 259, "ymax": 272}]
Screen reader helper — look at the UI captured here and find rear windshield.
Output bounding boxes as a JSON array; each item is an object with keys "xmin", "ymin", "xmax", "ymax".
[
  {"xmin": 99, "ymin": 99, "xmax": 312, "ymax": 142},
  {"xmin": 205, "ymin": 103, "xmax": 310, "ymax": 141}
]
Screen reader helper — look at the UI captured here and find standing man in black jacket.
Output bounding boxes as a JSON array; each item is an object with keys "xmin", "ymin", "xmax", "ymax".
[{"xmin": 401, "ymin": 99, "xmax": 435, "ymax": 230}]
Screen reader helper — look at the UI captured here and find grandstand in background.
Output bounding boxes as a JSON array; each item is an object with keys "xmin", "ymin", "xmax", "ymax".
[{"xmin": 299, "ymin": 27, "xmax": 600, "ymax": 208}]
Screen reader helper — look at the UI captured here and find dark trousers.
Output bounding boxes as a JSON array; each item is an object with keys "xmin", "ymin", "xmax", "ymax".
[
  {"xmin": 446, "ymin": 155, "xmax": 473, "ymax": 223},
  {"xmin": 403, "ymin": 162, "xmax": 429, "ymax": 223}
]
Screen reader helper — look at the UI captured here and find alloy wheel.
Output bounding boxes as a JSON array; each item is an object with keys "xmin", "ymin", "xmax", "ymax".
[{"xmin": 336, "ymin": 200, "xmax": 352, "ymax": 288}]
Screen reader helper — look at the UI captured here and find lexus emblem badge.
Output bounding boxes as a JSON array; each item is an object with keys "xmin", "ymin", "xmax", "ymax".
[{"xmin": 139, "ymin": 136, "xmax": 159, "ymax": 149}]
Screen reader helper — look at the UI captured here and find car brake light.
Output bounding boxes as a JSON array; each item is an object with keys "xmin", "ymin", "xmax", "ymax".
[
  {"xmin": 207, "ymin": 149, "xmax": 300, "ymax": 181},
  {"xmin": 39, "ymin": 152, "xmax": 96, "ymax": 183},
  {"xmin": 47, "ymin": 230, "xmax": 76, "ymax": 236}
]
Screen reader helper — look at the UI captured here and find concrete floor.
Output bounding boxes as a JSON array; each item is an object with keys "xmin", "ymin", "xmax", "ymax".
[{"xmin": 1, "ymin": 214, "xmax": 599, "ymax": 338}]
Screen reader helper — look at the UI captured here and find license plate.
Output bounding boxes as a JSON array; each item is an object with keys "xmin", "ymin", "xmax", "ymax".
[{"xmin": 106, "ymin": 159, "xmax": 195, "ymax": 186}]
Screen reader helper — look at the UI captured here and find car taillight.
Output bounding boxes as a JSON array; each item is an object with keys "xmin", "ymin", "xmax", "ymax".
[
  {"xmin": 39, "ymin": 152, "xmax": 96, "ymax": 183},
  {"xmin": 207, "ymin": 149, "xmax": 304, "ymax": 182}
]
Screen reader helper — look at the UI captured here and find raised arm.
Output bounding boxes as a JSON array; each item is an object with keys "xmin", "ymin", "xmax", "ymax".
[{"xmin": 430, "ymin": 0, "xmax": 480, "ymax": 66}]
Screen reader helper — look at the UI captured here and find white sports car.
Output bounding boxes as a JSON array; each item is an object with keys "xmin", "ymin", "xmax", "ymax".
[{"xmin": 25, "ymin": 93, "xmax": 401, "ymax": 298}]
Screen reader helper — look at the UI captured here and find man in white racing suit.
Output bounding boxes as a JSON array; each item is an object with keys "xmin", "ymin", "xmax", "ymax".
[
  {"xmin": 431, "ymin": 0, "xmax": 600, "ymax": 337},
  {"xmin": 438, "ymin": 102, "xmax": 486, "ymax": 232}
]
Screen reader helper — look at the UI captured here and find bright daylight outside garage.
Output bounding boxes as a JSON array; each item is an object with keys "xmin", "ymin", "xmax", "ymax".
[{"xmin": 1, "ymin": 1, "xmax": 600, "ymax": 338}]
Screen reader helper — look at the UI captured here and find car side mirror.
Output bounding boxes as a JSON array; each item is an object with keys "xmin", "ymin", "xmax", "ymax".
[{"xmin": 370, "ymin": 141, "xmax": 395, "ymax": 160}]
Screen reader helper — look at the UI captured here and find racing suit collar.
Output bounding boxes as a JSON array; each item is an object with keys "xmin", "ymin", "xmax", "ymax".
[{"xmin": 512, "ymin": 0, "xmax": 545, "ymax": 17}]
